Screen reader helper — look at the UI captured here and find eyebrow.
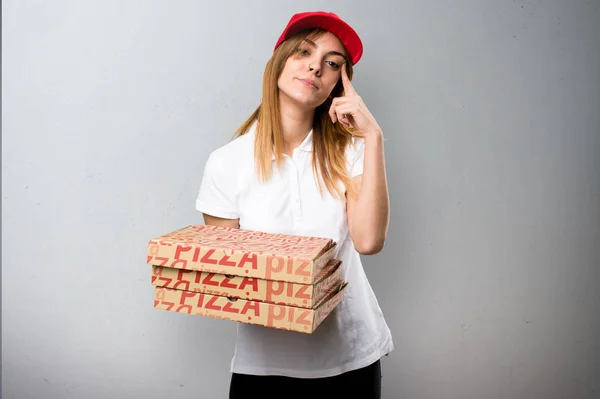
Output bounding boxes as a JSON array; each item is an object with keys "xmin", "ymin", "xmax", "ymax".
[{"xmin": 302, "ymin": 38, "xmax": 346, "ymax": 59}]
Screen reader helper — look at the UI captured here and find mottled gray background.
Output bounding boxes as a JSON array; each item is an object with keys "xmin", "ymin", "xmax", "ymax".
[{"xmin": 2, "ymin": 0, "xmax": 599, "ymax": 398}]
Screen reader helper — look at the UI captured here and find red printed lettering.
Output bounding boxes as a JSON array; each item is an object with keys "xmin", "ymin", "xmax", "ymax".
[
  {"xmin": 239, "ymin": 278, "xmax": 259, "ymax": 292},
  {"xmin": 222, "ymin": 300, "xmax": 240, "ymax": 314},
  {"xmin": 170, "ymin": 259, "xmax": 187, "ymax": 269},
  {"xmin": 148, "ymin": 243, "xmax": 159, "ymax": 255},
  {"xmin": 265, "ymin": 255, "xmax": 285, "ymax": 279},
  {"xmin": 241, "ymin": 301, "xmax": 260, "ymax": 317},
  {"xmin": 157, "ymin": 276, "xmax": 173, "ymax": 287},
  {"xmin": 155, "ymin": 257, "xmax": 169, "ymax": 266},
  {"xmin": 174, "ymin": 244, "xmax": 192, "ymax": 259},
  {"xmin": 162, "ymin": 301, "xmax": 175, "ymax": 310},
  {"xmin": 179, "ymin": 290, "xmax": 196, "ymax": 304},
  {"xmin": 239, "ymin": 252, "xmax": 258, "ymax": 270},
  {"xmin": 202, "ymin": 274, "xmax": 219, "ymax": 287},
  {"xmin": 295, "ymin": 259, "xmax": 312, "ymax": 276},
  {"xmin": 173, "ymin": 280, "xmax": 190, "ymax": 291},
  {"xmin": 267, "ymin": 305, "xmax": 286, "ymax": 327},
  {"xmin": 221, "ymin": 276, "xmax": 237, "ymax": 289},
  {"xmin": 295, "ymin": 285, "xmax": 311, "ymax": 299},
  {"xmin": 192, "ymin": 247, "xmax": 201, "ymax": 262},
  {"xmin": 176, "ymin": 269, "xmax": 193, "ymax": 280},
  {"xmin": 200, "ymin": 249, "xmax": 219, "ymax": 264},
  {"xmin": 286, "ymin": 257, "xmax": 296, "ymax": 275},
  {"xmin": 195, "ymin": 293, "xmax": 205, "ymax": 308},
  {"xmin": 176, "ymin": 304, "xmax": 192, "ymax": 314},
  {"xmin": 296, "ymin": 310, "xmax": 312, "ymax": 325},
  {"xmin": 205, "ymin": 296, "xmax": 221, "ymax": 311},
  {"xmin": 265, "ymin": 281, "xmax": 285, "ymax": 303},
  {"xmin": 218, "ymin": 254, "xmax": 237, "ymax": 267}
]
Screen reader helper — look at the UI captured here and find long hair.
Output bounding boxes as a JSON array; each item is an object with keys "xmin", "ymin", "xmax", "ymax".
[{"xmin": 235, "ymin": 28, "xmax": 361, "ymax": 200}]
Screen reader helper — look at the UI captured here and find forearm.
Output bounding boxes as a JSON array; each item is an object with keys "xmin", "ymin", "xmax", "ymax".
[{"xmin": 351, "ymin": 131, "xmax": 390, "ymax": 253}]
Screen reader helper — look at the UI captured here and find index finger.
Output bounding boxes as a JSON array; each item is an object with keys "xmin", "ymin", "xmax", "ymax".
[{"xmin": 341, "ymin": 63, "xmax": 356, "ymax": 95}]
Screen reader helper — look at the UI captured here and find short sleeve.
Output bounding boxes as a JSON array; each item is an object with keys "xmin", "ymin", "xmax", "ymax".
[
  {"xmin": 195, "ymin": 151, "xmax": 239, "ymax": 219},
  {"xmin": 349, "ymin": 137, "xmax": 365, "ymax": 178}
]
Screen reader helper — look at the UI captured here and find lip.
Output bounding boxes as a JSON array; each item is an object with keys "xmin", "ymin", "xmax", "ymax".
[{"xmin": 296, "ymin": 78, "xmax": 318, "ymax": 89}]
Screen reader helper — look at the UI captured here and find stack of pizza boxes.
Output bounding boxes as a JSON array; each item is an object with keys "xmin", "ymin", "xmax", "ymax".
[{"xmin": 147, "ymin": 224, "xmax": 347, "ymax": 334}]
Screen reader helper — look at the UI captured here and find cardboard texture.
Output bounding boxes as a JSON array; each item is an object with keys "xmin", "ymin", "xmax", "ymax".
[
  {"xmin": 153, "ymin": 282, "xmax": 347, "ymax": 334},
  {"xmin": 147, "ymin": 224, "xmax": 337, "ymax": 284},
  {"xmin": 151, "ymin": 259, "xmax": 343, "ymax": 309}
]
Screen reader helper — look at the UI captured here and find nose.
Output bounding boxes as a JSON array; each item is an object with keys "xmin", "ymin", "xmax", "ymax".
[{"xmin": 308, "ymin": 62, "xmax": 321, "ymax": 77}]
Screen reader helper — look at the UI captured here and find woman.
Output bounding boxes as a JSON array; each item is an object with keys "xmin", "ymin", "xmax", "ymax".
[{"xmin": 195, "ymin": 11, "xmax": 394, "ymax": 399}]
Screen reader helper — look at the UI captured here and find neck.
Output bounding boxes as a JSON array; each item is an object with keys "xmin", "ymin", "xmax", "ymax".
[{"xmin": 278, "ymin": 94, "xmax": 315, "ymax": 156}]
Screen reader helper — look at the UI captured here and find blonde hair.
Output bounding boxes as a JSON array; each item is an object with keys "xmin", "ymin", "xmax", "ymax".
[{"xmin": 235, "ymin": 28, "xmax": 361, "ymax": 200}]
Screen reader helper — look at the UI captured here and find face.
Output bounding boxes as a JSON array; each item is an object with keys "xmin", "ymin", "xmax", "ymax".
[{"xmin": 277, "ymin": 32, "xmax": 347, "ymax": 110}]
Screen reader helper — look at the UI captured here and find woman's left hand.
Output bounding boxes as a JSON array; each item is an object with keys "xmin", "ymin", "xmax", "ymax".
[{"xmin": 328, "ymin": 63, "xmax": 383, "ymax": 138}]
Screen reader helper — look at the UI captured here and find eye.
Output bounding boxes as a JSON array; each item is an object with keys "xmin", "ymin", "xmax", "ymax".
[
  {"xmin": 295, "ymin": 48, "xmax": 311, "ymax": 56},
  {"xmin": 326, "ymin": 61, "xmax": 341, "ymax": 70}
]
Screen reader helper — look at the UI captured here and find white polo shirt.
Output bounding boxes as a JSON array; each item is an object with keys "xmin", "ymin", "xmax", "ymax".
[{"xmin": 195, "ymin": 123, "xmax": 394, "ymax": 378}]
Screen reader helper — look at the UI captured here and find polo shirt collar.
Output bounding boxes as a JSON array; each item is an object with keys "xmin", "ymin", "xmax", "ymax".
[
  {"xmin": 270, "ymin": 129, "xmax": 314, "ymax": 160},
  {"xmin": 297, "ymin": 129, "xmax": 314, "ymax": 152}
]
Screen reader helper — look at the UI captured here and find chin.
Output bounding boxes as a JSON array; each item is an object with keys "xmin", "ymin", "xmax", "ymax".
[
  {"xmin": 296, "ymin": 98, "xmax": 323, "ymax": 109},
  {"xmin": 284, "ymin": 91, "xmax": 326, "ymax": 110}
]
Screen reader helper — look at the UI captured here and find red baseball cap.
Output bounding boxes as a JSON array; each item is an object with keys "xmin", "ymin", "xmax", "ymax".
[{"xmin": 274, "ymin": 11, "xmax": 363, "ymax": 65}]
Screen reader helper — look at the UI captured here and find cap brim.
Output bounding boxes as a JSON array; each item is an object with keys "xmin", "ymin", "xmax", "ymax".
[{"xmin": 276, "ymin": 13, "xmax": 363, "ymax": 64}]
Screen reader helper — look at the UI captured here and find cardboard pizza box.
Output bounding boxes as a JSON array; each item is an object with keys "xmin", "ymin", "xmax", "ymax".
[
  {"xmin": 151, "ymin": 259, "xmax": 343, "ymax": 309},
  {"xmin": 153, "ymin": 281, "xmax": 347, "ymax": 334},
  {"xmin": 147, "ymin": 224, "xmax": 336, "ymax": 284}
]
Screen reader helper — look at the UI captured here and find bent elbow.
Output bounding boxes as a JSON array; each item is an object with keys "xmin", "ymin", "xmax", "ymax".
[{"xmin": 354, "ymin": 237, "xmax": 386, "ymax": 255}]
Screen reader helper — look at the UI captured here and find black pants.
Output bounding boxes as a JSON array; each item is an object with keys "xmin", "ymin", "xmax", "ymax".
[{"xmin": 229, "ymin": 359, "xmax": 382, "ymax": 399}]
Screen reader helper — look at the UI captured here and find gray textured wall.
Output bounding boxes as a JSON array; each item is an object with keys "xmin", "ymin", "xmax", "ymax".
[{"xmin": 3, "ymin": 1, "xmax": 599, "ymax": 398}]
